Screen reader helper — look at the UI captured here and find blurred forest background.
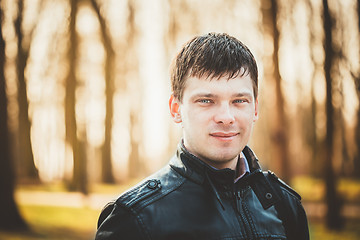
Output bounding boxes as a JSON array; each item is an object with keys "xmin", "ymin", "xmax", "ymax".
[{"xmin": 0, "ymin": 0, "xmax": 360, "ymax": 239}]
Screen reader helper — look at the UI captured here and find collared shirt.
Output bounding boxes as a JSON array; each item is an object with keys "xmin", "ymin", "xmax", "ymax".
[
  {"xmin": 181, "ymin": 140, "xmax": 250, "ymax": 182},
  {"xmin": 234, "ymin": 152, "xmax": 250, "ymax": 183},
  {"xmin": 208, "ymin": 152, "xmax": 250, "ymax": 183}
]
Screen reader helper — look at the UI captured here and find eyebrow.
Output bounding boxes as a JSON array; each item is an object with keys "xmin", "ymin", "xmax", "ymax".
[
  {"xmin": 233, "ymin": 92, "xmax": 253, "ymax": 98},
  {"xmin": 192, "ymin": 93, "xmax": 216, "ymax": 98},
  {"xmin": 191, "ymin": 92, "xmax": 254, "ymax": 100}
]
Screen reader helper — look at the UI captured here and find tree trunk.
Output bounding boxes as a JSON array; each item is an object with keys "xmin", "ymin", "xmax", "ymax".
[
  {"xmin": 355, "ymin": 95, "xmax": 360, "ymax": 178},
  {"xmin": 322, "ymin": 0, "xmax": 343, "ymax": 229},
  {"xmin": 305, "ymin": 0, "xmax": 323, "ymax": 178},
  {"xmin": 125, "ymin": 0, "xmax": 143, "ymax": 179},
  {"xmin": 353, "ymin": 0, "xmax": 360, "ymax": 178},
  {"xmin": 65, "ymin": 0, "xmax": 88, "ymax": 194},
  {"xmin": 129, "ymin": 111, "xmax": 141, "ymax": 178},
  {"xmin": 261, "ymin": 0, "xmax": 291, "ymax": 182},
  {"xmin": 0, "ymin": 7, "xmax": 28, "ymax": 231},
  {"xmin": 339, "ymin": 82, "xmax": 351, "ymax": 176},
  {"xmin": 14, "ymin": 0, "xmax": 39, "ymax": 182},
  {"xmin": 90, "ymin": 0, "xmax": 115, "ymax": 183}
]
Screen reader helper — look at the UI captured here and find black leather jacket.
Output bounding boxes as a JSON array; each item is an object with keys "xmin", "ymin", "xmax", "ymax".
[{"xmin": 95, "ymin": 143, "xmax": 309, "ymax": 240}]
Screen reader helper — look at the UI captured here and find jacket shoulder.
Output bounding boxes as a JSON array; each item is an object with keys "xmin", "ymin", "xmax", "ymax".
[
  {"xmin": 116, "ymin": 179, "xmax": 162, "ymax": 208},
  {"xmin": 97, "ymin": 200, "xmax": 116, "ymax": 228},
  {"xmin": 116, "ymin": 165, "xmax": 185, "ymax": 211},
  {"xmin": 96, "ymin": 166, "xmax": 186, "ymax": 239},
  {"xmin": 96, "ymin": 199, "xmax": 148, "ymax": 239},
  {"xmin": 264, "ymin": 170, "xmax": 301, "ymax": 201}
]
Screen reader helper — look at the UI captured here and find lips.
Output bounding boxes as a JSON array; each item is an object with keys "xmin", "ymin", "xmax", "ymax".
[{"xmin": 210, "ymin": 132, "xmax": 239, "ymax": 141}]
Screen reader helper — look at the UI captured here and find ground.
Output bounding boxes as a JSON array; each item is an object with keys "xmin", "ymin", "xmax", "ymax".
[{"xmin": 0, "ymin": 177, "xmax": 359, "ymax": 240}]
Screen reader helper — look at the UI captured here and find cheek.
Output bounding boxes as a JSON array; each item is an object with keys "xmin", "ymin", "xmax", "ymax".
[
  {"xmin": 184, "ymin": 107, "xmax": 209, "ymax": 122},
  {"xmin": 236, "ymin": 111, "xmax": 255, "ymax": 125},
  {"xmin": 182, "ymin": 113, "xmax": 210, "ymax": 135},
  {"xmin": 186, "ymin": 115, "xmax": 205, "ymax": 128}
]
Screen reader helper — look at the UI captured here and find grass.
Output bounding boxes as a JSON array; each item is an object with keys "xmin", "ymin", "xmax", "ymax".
[{"xmin": 0, "ymin": 205, "xmax": 99, "ymax": 240}]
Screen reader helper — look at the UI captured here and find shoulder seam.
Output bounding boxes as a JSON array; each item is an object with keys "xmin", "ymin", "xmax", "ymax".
[
  {"xmin": 116, "ymin": 167, "xmax": 187, "ymax": 212},
  {"xmin": 132, "ymin": 169, "xmax": 186, "ymax": 212},
  {"xmin": 116, "ymin": 179, "xmax": 161, "ymax": 207}
]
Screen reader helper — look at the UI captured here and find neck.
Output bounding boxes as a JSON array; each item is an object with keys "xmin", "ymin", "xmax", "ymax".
[{"xmin": 202, "ymin": 156, "xmax": 239, "ymax": 171}]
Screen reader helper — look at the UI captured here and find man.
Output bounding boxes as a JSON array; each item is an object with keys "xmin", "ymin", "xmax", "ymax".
[{"xmin": 95, "ymin": 33, "xmax": 309, "ymax": 240}]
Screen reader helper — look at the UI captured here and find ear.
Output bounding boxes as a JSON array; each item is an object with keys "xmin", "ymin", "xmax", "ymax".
[
  {"xmin": 253, "ymin": 98, "xmax": 259, "ymax": 122},
  {"xmin": 169, "ymin": 95, "xmax": 182, "ymax": 123}
]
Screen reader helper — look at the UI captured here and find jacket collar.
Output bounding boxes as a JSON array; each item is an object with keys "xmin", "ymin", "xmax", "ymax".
[
  {"xmin": 169, "ymin": 141, "xmax": 262, "ymax": 186},
  {"xmin": 169, "ymin": 141, "xmax": 280, "ymax": 210}
]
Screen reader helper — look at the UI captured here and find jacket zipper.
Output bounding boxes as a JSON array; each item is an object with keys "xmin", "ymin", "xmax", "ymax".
[{"xmin": 234, "ymin": 189, "xmax": 255, "ymax": 239}]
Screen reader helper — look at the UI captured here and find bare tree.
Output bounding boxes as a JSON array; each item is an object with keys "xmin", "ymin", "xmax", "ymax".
[
  {"xmin": 322, "ymin": 0, "xmax": 343, "ymax": 230},
  {"xmin": 305, "ymin": 0, "xmax": 323, "ymax": 177},
  {"xmin": 65, "ymin": 0, "xmax": 88, "ymax": 194},
  {"xmin": 126, "ymin": 0, "xmax": 142, "ymax": 179},
  {"xmin": 90, "ymin": 0, "xmax": 115, "ymax": 183},
  {"xmin": 353, "ymin": 0, "xmax": 360, "ymax": 178},
  {"xmin": 0, "ymin": 6, "xmax": 28, "ymax": 231},
  {"xmin": 261, "ymin": 0, "xmax": 291, "ymax": 181},
  {"xmin": 14, "ymin": 0, "xmax": 39, "ymax": 181}
]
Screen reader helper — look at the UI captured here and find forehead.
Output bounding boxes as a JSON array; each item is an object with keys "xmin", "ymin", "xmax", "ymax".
[{"xmin": 183, "ymin": 74, "xmax": 255, "ymax": 98}]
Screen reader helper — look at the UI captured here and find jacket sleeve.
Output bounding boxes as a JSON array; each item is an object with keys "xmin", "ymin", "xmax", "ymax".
[
  {"xmin": 294, "ymin": 198, "xmax": 310, "ymax": 240},
  {"xmin": 95, "ymin": 202, "xmax": 148, "ymax": 240}
]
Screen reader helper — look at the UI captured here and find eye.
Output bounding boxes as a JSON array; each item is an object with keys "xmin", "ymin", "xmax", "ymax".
[
  {"xmin": 197, "ymin": 99, "xmax": 213, "ymax": 104},
  {"xmin": 233, "ymin": 99, "xmax": 247, "ymax": 104}
]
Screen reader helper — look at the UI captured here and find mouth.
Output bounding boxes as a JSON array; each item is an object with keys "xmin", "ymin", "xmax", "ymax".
[{"xmin": 209, "ymin": 132, "xmax": 239, "ymax": 141}]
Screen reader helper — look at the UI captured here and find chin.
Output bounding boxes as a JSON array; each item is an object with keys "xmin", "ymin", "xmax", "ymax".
[
  {"xmin": 208, "ymin": 151, "xmax": 239, "ymax": 162},
  {"xmin": 214, "ymin": 146, "xmax": 241, "ymax": 156}
]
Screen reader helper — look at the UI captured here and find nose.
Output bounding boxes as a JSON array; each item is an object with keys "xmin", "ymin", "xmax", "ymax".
[{"xmin": 214, "ymin": 104, "xmax": 235, "ymax": 125}]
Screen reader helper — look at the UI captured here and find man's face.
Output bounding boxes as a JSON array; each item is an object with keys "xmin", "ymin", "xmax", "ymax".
[{"xmin": 170, "ymin": 74, "xmax": 258, "ymax": 170}]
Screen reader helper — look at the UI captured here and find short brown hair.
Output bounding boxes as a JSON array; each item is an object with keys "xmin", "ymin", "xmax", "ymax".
[{"xmin": 171, "ymin": 33, "xmax": 258, "ymax": 102}]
